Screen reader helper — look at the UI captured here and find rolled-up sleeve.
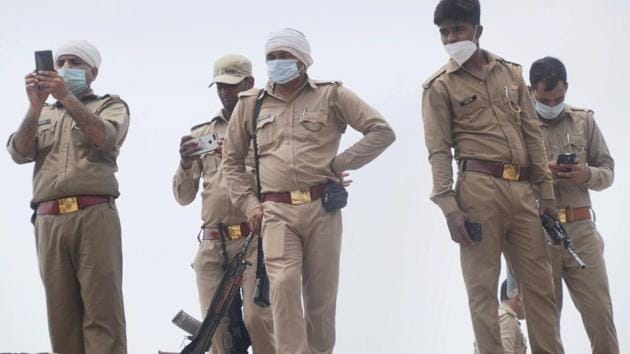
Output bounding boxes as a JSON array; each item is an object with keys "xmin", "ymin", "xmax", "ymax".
[
  {"xmin": 96, "ymin": 98, "xmax": 130, "ymax": 155},
  {"xmin": 6, "ymin": 133, "xmax": 34, "ymax": 164}
]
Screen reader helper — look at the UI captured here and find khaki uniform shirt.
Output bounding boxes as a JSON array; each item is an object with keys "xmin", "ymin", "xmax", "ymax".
[
  {"xmin": 422, "ymin": 51, "xmax": 554, "ymax": 216},
  {"xmin": 222, "ymin": 79, "xmax": 395, "ymax": 215},
  {"xmin": 6, "ymin": 94, "xmax": 130, "ymax": 203},
  {"xmin": 173, "ymin": 110, "xmax": 254, "ymax": 228},
  {"xmin": 539, "ymin": 105, "xmax": 614, "ymax": 208},
  {"xmin": 473, "ymin": 303, "xmax": 527, "ymax": 354}
]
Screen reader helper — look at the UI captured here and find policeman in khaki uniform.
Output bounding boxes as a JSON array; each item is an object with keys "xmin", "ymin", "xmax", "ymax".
[
  {"xmin": 475, "ymin": 275, "xmax": 527, "ymax": 354},
  {"xmin": 222, "ymin": 29, "xmax": 395, "ymax": 354},
  {"xmin": 6, "ymin": 40, "xmax": 128, "ymax": 354},
  {"xmin": 530, "ymin": 57, "xmax": 619, "ymax": 354},
  {"xmin": 421, "ymin": 1, "xmax": 563, "ymax": 353},
  {"xmin": 173, "ymin": 54, "xmax": 275, "ymax": 354}
]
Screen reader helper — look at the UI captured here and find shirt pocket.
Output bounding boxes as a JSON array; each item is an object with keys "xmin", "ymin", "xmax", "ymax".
[
  {"xmin": 566, "ymin": 135, "xmax": 587, "ymax": 162},
  {"xmin": 201, "ymin": 152, "xmax": 219, "ymax": 176},
  {"xmin": 71, "ymin": 121, "xmax": 90, "ymax": 147},
  {"xmin": 506, "ymin": 86, "xmax": 523, "ymax": 124},
  {"xmin": 255, "ymin": 113, "xmax": 280, "ymax": 151},
  {"xmin": 36, "ymin": 119, "xmax": 57, "ymax": 150},
  {"xmin": 298, "ymin": 111, "xmax": 328, "ymax": 142},
  {"xmin": 452, "ymin": 94, "xmax": 484, "ymax": 130}
]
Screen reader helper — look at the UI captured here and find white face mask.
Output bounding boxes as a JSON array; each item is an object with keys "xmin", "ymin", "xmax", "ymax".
[
  {"xmin": 444, "ymin": 25, "xmax": 478, "ymax": 66},
  {"xmin": 535, "ymin": 100, "xmax": 565, "ymax": 120},
  {"xmin": 267, "ymin": 59, "xmax": 300, "ymax": 84}
]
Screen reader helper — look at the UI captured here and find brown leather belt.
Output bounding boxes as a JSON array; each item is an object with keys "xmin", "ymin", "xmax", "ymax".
[
  {"xmin": 262, "ymin": 184, "xmax": 325, "ymax": 205},
  {"xmin": 203, "ymin": 222, "xmax": 250, "ymax": 241},
  {"xmin": 37, "ymin": 195, "xmax": 111, "ymax": 215},
  {"xmin": 559, "ymin": 207, "xmax": 591, "ymax": 223},
  {"xmin": 462, "ymin": 159, "xmax": 530, "ymax": 182}
]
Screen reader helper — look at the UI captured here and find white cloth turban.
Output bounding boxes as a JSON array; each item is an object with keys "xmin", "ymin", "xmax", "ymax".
[
  {"xmin": 54, "ymin": 40, "xmax": 102, "ymax": 68},
  {"xmin": 265, "ymin": 28, "xmax": 313, "ymax": 68}
]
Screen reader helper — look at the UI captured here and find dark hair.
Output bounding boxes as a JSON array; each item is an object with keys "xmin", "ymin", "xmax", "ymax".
[
  {"xmin": 434, "ymin": 0, "xmax": 481, "ymax": 26},
  {"xmin": 530, "ymin": 56, "xmax": 567, "ymax": 92},
  {"xmin": 500, "ymin": 279, "xmax": 509, "ymax": 302}
]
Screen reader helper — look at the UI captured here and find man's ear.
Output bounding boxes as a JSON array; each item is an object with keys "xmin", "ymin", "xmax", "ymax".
[
  {"xmin": 88, "ymin": 67, "xmax": 99, "ymax": 83},
  {"xmin": 244, "ymin": 76, "xmax": 255, "ymax": 90},
  {"xmin": 476, "ymin": 25, "xmax": 484, "ymax": 41}
]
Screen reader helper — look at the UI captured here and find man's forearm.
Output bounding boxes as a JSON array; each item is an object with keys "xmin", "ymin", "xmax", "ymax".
[
  {"xmin": 60, "ymin": 94, "xmax": 106, "ymax": 147},
  {"xmin": 12, "ymin": 106, "xmax": 42, "ymax": 159}
]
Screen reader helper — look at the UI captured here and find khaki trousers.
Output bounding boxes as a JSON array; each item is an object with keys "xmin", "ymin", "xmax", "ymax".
[
  {"xmin": 261, "ymin": 200, "xmax": 342, "ymax": 354},
  {"xmin": 34, "ymin": 201, "xmax": 127, "ymax": 354},
  {"xmin": 550, "ymin": 220, "xmax": 619, "ymax": 354},
  {"xmin": 193, "ymin": 235, "xmax": 276, "ymax": 354},
  {"xmin": 456, "ymin": 172, "xmax": 563, "ymax": 354}
]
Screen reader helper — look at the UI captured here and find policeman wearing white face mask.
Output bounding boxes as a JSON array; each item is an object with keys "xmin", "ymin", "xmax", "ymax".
[
  {"xmin": 421, "ymin": 1, "xmax": 564, "ymax": 353},
  {"xmin": 530, "ymin": 56, "xmax": 619, "ymax": 354},
  {"xmin": 222, "ymin": 28, "xmax": 395, "ymax": 354}
]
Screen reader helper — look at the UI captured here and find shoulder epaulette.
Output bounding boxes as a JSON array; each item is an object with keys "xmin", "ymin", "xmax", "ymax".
[
  {"xmin": 95, "ymin": 93, "xmax": 129, "ymax": 115},
  {"xmin": 499, "ymin": 58, "xmax": 522, "ymax": 67},
  {"xmin": 190, "ymin": 120, "xmax": 214, "ymax": 132},
  {"xmin": 567, "ymin": 105, "xmax": 591, "ymax": 113},
  {"xmin": 238, "ymin": 88, "xmax": 259, "ymax": 98},
  {"xmin": 313, "ymin": 80, "xmax": 343, "ymax": 87},
  {"xmin": 422, "ymin": 66, "xmax": 447, "ymax": 89}
]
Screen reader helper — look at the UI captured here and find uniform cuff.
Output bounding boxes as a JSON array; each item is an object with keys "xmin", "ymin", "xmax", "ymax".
[
  {"xmin": 6, "ymin": 133, "xmax": 34, "ymax": 164},
  {"xmin": 243, "ymin": 196, "xmax": 262, "ymax": 216},
  {"xmin": 538, "ymin": 182, "xmax": 555, "ymax": 200},
  {"xmin": 584, "ymin": 166, "xmax": 598, "ymax": 189},
  {"xmin": 100, "ymin": 121, "xmax": 118, "ymax": 153},
  {"xmin": 435, "ymin": 196, "xmax": 460, "ymax": 217}
]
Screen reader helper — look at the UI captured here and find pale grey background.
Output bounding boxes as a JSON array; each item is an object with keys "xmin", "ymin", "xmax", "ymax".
[{"xmin": 1, "ymin": 0, "xmax": 628, "ymax": 353}]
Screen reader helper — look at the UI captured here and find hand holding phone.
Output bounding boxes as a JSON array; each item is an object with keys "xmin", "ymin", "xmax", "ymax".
[
  {"xmin": 189, "ymin": 133, "xmax": 220, "ymax": 156},
  {"xmin": 35, "ymin": 50, "xmax": 54, "ymax": 72},
  {"xmin": 465, "ymin": 221, "xmax": 482, "ymax": 242},
  {"xmin": 557, "ymin": 153, "xmax": 577, "ymax": 165}
]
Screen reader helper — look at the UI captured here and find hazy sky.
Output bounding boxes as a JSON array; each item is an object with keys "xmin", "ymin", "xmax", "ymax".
[{"xmin": 1, "ymin": 1, "xmax": 628, "ymax": 353}]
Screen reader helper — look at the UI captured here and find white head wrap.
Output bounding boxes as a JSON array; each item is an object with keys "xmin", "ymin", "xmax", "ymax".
[
  {"xmin": 265, "ymin": 28, "xmax": 313, "ymax": 68},
  {"xmin": 54, "ymin": 40, "xmax": 102, "ymax": 68}
]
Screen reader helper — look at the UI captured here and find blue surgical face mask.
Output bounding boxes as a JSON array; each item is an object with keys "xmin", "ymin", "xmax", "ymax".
[
  {"xmin": 267, "ymin": 59, "xmax": 300, "ymax": 84},
  {"xmin": 535, "ymin": 100, "xmax": 565, "ymax": 120},
  {"xmin": 58, "ymin": 68, "xmax": 89, "ymax": 96}
]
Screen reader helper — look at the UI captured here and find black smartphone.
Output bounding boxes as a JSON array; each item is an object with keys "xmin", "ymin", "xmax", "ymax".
[
  {"xmin": 465, "ymin": 221, "xmax": 482, "ymax": 242},
  {"xmin": 35, "ymin": 50, "xmax": 54, "ymax": 72},
  {"xmin": 557, "ymin": 153, "xmax": 577, "ymax": 165}
]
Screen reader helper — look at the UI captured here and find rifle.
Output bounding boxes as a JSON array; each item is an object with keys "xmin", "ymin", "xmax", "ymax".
[
  {"xmin": 180, "ymin": 232, "xmax": 255, "ymax": 354},
  {"xmin": 251, "ymin": 90, "xmax": 271, "ymax": 308},
  {"xmin": 541, "ymin": 213, "xmax": 586, "ymax": 269},
  {"xmin": 218, "ymin": 224, "xmax": 251, "ymax": 354}
]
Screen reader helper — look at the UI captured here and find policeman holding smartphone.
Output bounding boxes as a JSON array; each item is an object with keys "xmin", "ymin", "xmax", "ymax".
[
  {"xmin": 7, "ymin": 40, "xmax": 129, "ymax": 354},
  {"xmin": 172, "ymin": 54, "xmax": 276, "ymax": 354},
  {"xmin": 530, "ymin": 56, "xmax": 619, "ymax": 354}
]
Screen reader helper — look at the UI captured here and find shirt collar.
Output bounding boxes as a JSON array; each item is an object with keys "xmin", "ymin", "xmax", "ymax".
[
  {"xmin": 54, "ymin": 90, "xmax": 98, "ymax": 108},
  {"xmin": 445, "ymin": 49, "xmax": 502, "ymax": 74}
]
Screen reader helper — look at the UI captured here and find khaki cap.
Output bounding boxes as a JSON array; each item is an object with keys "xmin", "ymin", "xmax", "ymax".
[{"xmin": 209, "ymin": 54, "xmax": 252, "ymax": 87}]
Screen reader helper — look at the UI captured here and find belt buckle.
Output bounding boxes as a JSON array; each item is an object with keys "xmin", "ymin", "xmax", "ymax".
[
  {"xmin": 290, "ymin": 190, "xmax": 311, "ymax": 205},
  {"xmin": 226, "ymin": 224, "xmax": 243, "ymax": 240},
  {"xmin": 502, "ymin": 164, "xmax": 520, "ymax": 181},
  {"xmin": 58, "ymin": 197, "xmax": 79, "ymax": 214},
  {"xmin": 558, "ymin": 209, "xmax": 568, "ymax": 224}
]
